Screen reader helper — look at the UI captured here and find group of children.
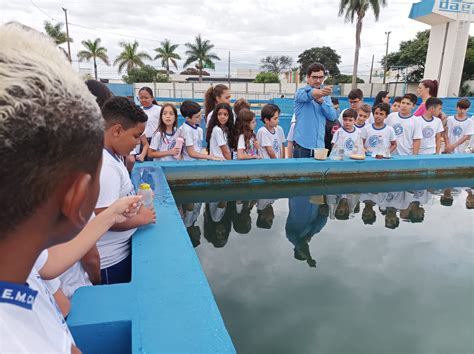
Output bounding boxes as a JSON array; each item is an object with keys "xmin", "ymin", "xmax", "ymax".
[
  {"xmin": 137, "ymin": 84, "xmax": 473, "ymax": 164},
  {"xmin": 321, "ymin": 89, "xmax": 474, "ymax": 158}
]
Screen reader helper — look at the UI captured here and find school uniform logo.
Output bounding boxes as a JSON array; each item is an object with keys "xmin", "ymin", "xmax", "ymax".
[
  {"xmin": 392, "ymin": 123, "xmax": 403, "ymax": 136},
  {"xmin": 344, "ymin": 138, "xmax": 354, "ymax": 151},
  {"xmin": 368, "ymin": 135, "xmax": 379, "ymax": 147},
  {"xmin": 422, "ymin": 126, "xmax": 435, "ymax": 139},
  {"xmin": 453, "ymin": 126, "xmax": 463, "ymax": 137},
  {"xmin": 272, "ymin": 139, "xmax": 280, "ymax": 153},
  {"xmin": 169, "ymin": 139, "xmax": 176, "ymax": 149}
]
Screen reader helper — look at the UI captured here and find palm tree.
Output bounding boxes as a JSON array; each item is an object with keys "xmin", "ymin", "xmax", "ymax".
[
  {"xmin": 154, "ymin": 39, "xmax": 181, "ymax": 81},
  {"xmin": 184, "ymin": 35, "xmax": 220, "ymax": 82},
  {"xmin": 77, "ymin": 38, "xmax": 110, "ymax": 80},
  {"xmin": 44, "ymin": 21, "xmax": 72, "ymax": 45},
  {"xmin": 113, "ymin": 41, "xmax": 152, "ymax": 74},
  {"xmin": 338, "ymin": 0, "xmax": 386, "ymax": 89}
]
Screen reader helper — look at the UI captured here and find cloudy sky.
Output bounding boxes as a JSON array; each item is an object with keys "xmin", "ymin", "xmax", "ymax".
[{"xmin": 3, "ymin": 0, "xmax": 472, "ymax": 79}]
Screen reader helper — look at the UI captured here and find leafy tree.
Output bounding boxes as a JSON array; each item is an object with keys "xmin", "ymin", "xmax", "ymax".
[
  {"xmin": 184, "ymin": 35, "xmax": 220, "ymax": 82},
  {"xmin": 339, "ymin": 0, "xmax": 386, "ymax": 89},
  {"xmin": 461, "ymin": 36, "xmax": 474, "ymax": 83},
  {"xmin": 254, "ymin": 72, "xmax": 280, "ymax": 83},
  {"xmin": 154, "ymin": 39, "xmax": 181, "ymax": 80},
  {"xmin": 122, "ymin": 65, "xmax": 169, "ymax": 84},
  {"xmin": 297, "ymin": 47, "xmax": 341, "ymax": 80},
  {"xmin": 260, "ymin": 56, "xmax": 293, "ymax": 74},
  {"xmin": 114, "ymin": 41, "xmax": 152, "ymax": 74},
  {"xmin": 43, "ymin": 21, "xmax": 72, "ymax": 45},
  {"xmin": 77, "ymin": 38, "xmax": 109, "ymax": 80}
]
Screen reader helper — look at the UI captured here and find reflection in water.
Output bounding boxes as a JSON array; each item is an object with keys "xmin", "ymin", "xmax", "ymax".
[{"xmin": 176, "ymin": 186, "xmax": 474, "ymax": 354}]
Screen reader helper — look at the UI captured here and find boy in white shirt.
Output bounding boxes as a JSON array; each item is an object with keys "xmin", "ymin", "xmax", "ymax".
[
  {"xmin": 355, "ymin": 104, "xmax": 371, "ymax": 132},
  {"xmin": 331, "ymin": 108, "xmax": 360, "ymax": 156},
  {"xmin": 385, "ymin": 93, "xmax": 422, "ymax": 155},
  {"xmin": 180, "ymin": 100, "xmax": 222, "ymax": 161},
  {"xmin": 338, "ymin": 89, "xmax": 374, "ymax": 125},
  {"xmin": 361, "ymin": 103, "xmax": 397, "ymax": 156},
  {"xmin": 418, "ymin": 97, "xmax": 444, "ymax": 155},
  {"xmin": 95, "ymin": 97, "xmax": 156, "ymax": 285},
  {"xmin": 257, "ymin": 104, "xmax": 286, "ymax": 159},
  {"xmin": 444, "ymin": 98, "xmax": 474, "ymax": 154}
]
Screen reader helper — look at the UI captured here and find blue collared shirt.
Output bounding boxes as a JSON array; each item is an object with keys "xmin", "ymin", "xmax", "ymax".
[{"xmin": 293, "ymin": 85, "xmax": 337, "ymax": 149}]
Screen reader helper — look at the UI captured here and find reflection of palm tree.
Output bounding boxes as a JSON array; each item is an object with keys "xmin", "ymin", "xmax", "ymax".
[{"xmin": 286, "ymin": 196, "xmax": 328, "ymax": 268}]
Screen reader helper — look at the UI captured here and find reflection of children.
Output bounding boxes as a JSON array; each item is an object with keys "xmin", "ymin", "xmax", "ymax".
[
  {"xmin": 466, "ymin": 189, "xmax": 474, "ymax": 209},
  {"xmin": 407, "ymin": 202, "xmax": 425, "ymax": 223},
  {"xmin": 385, "ymin": 207, "xmax": 400, "ymax": 229},
  {"xmin": 440, "ymin": 189, "xmax": 454, "ymax": 207},
  {"xmin": 256, "ymin": 199, "xmax": 275, "ymax": 229},
  {"xmin": 232, "ymin": 200, "xmax": 255, "ymax": 234},
  {"xmin": 362, "ymin": 200, "xmax": 377, "ymax": 225},
  {"xmin": 203, "ymin": 202, "xmax": 232, "ymax": 248},
  {"xmin": 182, "ymin": 203, "xmax": 202, "ymax": 247}
]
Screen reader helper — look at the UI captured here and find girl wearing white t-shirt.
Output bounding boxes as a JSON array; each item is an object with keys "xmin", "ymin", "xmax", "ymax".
[
  {"xmin": 204, "ymin": 84, "xmax": 231, "ymax": 128},
  {"xmin": 206, "ymin": 103, "xmax": 234, "ymax": 160},
  {"xmin": 148, "ymin": 103, "xmax": 181, "ymax": 161},
  {"xmin": 232, "ymin": 109, "xmax": 262, "ymax": 160},
  {"xmin": 136, "ymin": 87, "xmax": 161, "ymax": 161}
]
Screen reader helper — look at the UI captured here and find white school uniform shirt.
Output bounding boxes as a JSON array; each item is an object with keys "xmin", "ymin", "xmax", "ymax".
[
  {"xmin": 210, "ymin": 126, "xmax": 228, "ymax": 158},
  {"xmin": 96, "ymin": 149, "xmax": 137, "ymax": 269},
  {"xmin": 418, "ymin": 116, "xmax": 444, "ymax": 155},
  {"xmin": 183, "ymin": 203, "xmax": 202, "ymax": 228},
  {"xmin": 287, "ymin": 114, "xmax": 297, "ymax": 142},
  {"xmin": 237, "ymin": 134, "xmax": 259, "ymax": 157},
  {"xmin": 59, "ymin": 262, "xmax": 92, "ymax": 299},
  {"xmin": 142, "ymin": 104, "xmax": 162, "ymax": 139},
  {"xmin": 149, "ymin": 129, "xmax": 180, "ymax": 161},
  {"xmin": 446, "ymin": 116, "xmax": 474, "ymax": 154},
  {"xmin": 331, "ymin": 127, "xmax": 360, "ymax": 155},
  {"xmin": 257, "ymin": 126, "xmax": 285, "ymax": 159},
  {"xmin": 378, "ymin": 191, "xmax": 410, "ymax": 210},
  {"xmin": 385, "ymin": 112, "xmax": 423, "ymax": 155},
  {"xmin": 209, "ymin": 202, "xmax": 226, "ymax": 222},
  {"xmin": 361, "ymin": 124, "xmax": 396, "ymax": 154},
  {"xmin": 339, "ymin": 108, "xmax": 374, "ymax": 125},
  {"xmin": 355, "ymin": 122, "xmax": 368, "ymax": 135},
  {"xmin": 181, "ymin": 122, "xmax": 204, "ymax": 161},
  {"xmin": 0, "ymin": 251, "xmax": 74, "ymax": 354}
]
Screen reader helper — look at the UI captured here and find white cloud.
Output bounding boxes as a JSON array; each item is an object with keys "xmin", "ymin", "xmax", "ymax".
[{"xmin": 2, "ymin": 0, "xmax": 471, "ymax": 79}]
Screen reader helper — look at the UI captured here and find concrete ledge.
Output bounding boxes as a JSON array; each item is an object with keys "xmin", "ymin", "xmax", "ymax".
[
  {"xmin": 68, "ymin": 167, "xmax": 235, "ymax": 354},
  {"xmin": 148, "ymin": 154, "xmax": 474, "ymax": 188}
]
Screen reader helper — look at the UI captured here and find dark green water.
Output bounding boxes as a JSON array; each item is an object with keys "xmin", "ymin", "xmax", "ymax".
[{"xmin": 175, "ymin": 183, "xmax": 474, "ymax": 354}]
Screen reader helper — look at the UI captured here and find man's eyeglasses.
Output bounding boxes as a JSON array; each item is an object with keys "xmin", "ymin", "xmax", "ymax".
[
  {"xmin": 349, "ymin": 99, "xmax": 361, "ymax": 105},
  {"xmin": 310, "ymin": 75, "xmax": 325, "ymax": 80}
]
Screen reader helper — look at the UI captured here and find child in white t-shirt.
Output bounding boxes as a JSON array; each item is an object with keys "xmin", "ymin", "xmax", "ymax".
[
  {"xmin": 418, "ymin": 97, "xmax": 444, "ymax": 155},
  {"xmin": 136, "ymin": 86, "xmax": 161, "ymax": 161},
  {"xmin": 385, "ymin": 93, "xmax": 422, "ymax": 155},
  {"xmin": 232, "ymin": 109, "xmax": 262, "ymax": 159},
  {"xmin": 204, "ymin": 84, "xmax": 231, "ymax": 128},
  {"xmin": 444, "ymin": 98, "xmax": 474, "ymax": 154},
  {"xmin": 206, "ymin": 102, "xmax": 234, "ymax": 160},
  {"xmin": 180, "ymin": 100, "xmax": 223, "ymax": 161},
  {"xmin": 287, "ymin": 114, "xmax": 296, "ymax": 158},
  {"xmin": 95, "ymin": 97, "xmax": 156, "ymax": 285},
  {"xmin": 361, "ymin": 103, "xmax": 397, "ymax": 156},
  {"xmin": 331, "ymin": 108, "xmax": 360, "ymax": 156},
  {"xmin": 148, "ymin": 103, "xmax": 182, "ymax": 161},
  {"xmin": 257, "ymin": 104, "xmax": 286, "ymax": 159},
  {"xmin": 355, "ymin": 104, "xmax": 371, "ymax": 133}
]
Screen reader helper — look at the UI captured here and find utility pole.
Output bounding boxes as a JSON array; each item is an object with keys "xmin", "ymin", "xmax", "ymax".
[
  {"xmin": 369, "ymin": 54, "xmax": 374, "ymax": 84},
  {"xmin": 227, "ymin": 51, "xmax": 231, "ymax": 86},
  {"xmin": 383, "ymin": 31, "xmax": 391, "ymax": 85},
  {"xmin": 62, "ymin": 7, "xmax": 72, "ymax": 62}
]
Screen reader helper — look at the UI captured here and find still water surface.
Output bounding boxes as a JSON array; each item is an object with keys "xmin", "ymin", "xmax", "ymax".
[{"xmin": 175, "ymin": 184, "xmax": 474, "ymax": 354}]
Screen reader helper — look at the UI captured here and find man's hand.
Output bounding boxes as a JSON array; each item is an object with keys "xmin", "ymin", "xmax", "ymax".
[{"xmin": 322, "ymin": 85, "xmax": 333, "ymax": 96}]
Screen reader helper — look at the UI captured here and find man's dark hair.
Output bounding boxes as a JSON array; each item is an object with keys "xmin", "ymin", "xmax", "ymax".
[
  {"xmin": 180, "ymin": 100, "xmax": 201, "ymax": 119},
  {"xmin": 374, "ymin": 103, "xmax": 391, "ymax": 116},
  {"xmin": 102, "ymin": 96, "xmax": 148, "ymax": 130},
  {"xmin": 403, "ymin": 93, "xmax": 418, "ymax": 105},
  {"xmin": 425, "ymin": 97, "xmax": 443, "ymax": 110},
  {"xmin": 261, "ymin": 103, "xmax": 281, "ymax": 123},
  {"xmin": 306, "ymin": 63, "xmax": 325, "ymax": 76},
  {"xmin": 348, "ymin": 89, "xmax": 363, "ymax": 100},
  {"xmin": 457, "ymin": 98, "xmax": 471, "ymax": 110},
  {"xmin": 342, "ymin": 108, "xmax": 358, "ymax": 119},
  {"xmin": 0, "ymin": 24, "xmax": 104, "ymax": 238}
]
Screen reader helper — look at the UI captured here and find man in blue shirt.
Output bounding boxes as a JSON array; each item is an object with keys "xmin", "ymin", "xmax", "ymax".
[{"xmin": 293, "ymin": 63, "xmax": 337, "ymax": 158}]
